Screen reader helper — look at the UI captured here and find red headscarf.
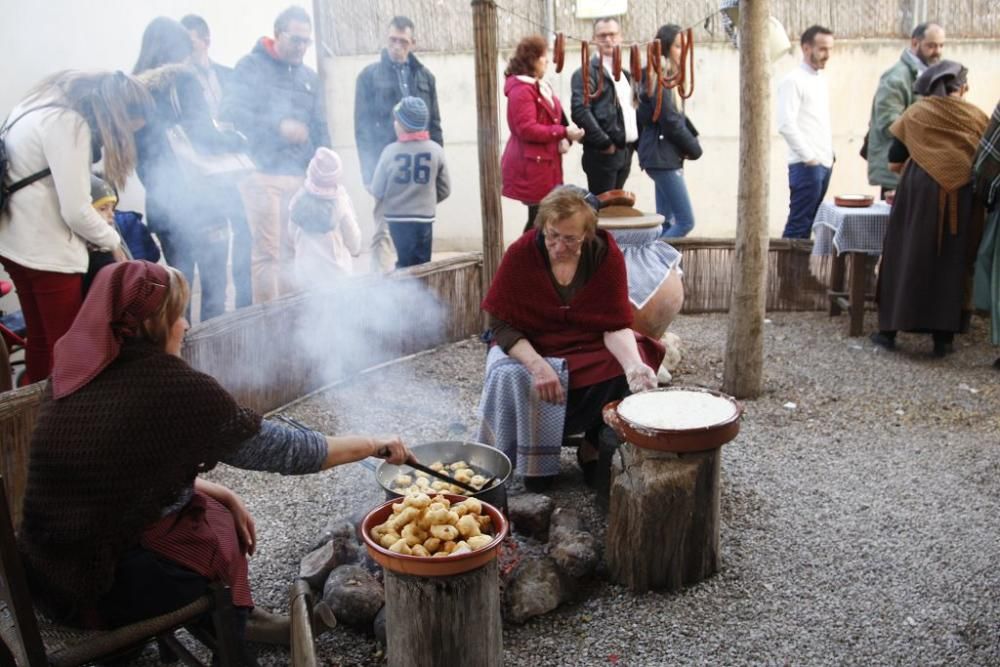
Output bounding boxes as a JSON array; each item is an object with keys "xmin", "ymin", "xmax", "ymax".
[{"xmin": 51, "ymin": 261, "xmax": 170, "ymax": 399}]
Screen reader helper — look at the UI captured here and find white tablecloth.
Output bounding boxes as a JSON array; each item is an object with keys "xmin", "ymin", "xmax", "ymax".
[{"xmin": 811, "ymin": 201, "xmax": 891, "ymax": 256}]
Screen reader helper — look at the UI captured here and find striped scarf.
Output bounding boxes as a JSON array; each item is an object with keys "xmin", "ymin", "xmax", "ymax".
[{"xmin": 973, "ymin": 100, "xmax": 1000, "ymax": 210}]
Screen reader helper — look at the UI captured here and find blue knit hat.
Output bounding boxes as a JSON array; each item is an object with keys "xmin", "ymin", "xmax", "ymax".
[{"xmin": 393, "ymin": 96, "xmax": 429, "ymax": 132}]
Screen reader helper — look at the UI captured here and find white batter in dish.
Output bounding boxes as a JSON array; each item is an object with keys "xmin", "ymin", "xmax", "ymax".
[{"xmin": 618, "ymin": 389, "xmax": 738, "ymax": 430}]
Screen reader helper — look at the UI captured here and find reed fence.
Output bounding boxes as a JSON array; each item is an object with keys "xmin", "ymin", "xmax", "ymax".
[{"xmin": 318, "ymin": 0, "xmax": 998, "ymax": 56}]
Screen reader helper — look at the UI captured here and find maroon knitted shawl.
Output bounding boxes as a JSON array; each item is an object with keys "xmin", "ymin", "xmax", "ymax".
[
  {"xmin": 483, "ymin": 229, "xmax": 656, "ymax": 388},
  {"xmin": 18, "ymin": 340, "xmax": 261, "ymax": 612}
]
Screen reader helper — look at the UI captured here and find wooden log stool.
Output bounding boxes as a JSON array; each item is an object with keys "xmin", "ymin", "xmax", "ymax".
[
  {"xmin": 606, "ymin": 444, "xmax": 720, "ymax": 592},
  {"xmin": 602, "ymin": 388, "xmax": 741, "ymax": 593},
  {"xmin": 383, "ymin": 560, "xmax": 502, "ymax": 667}
]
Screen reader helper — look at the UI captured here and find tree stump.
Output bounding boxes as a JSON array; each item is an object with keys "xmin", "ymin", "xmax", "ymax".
[
  {"xmin": 383, "ymin": 559, "xmax": 502, "ymax": 667},
  {"xmin": 606, "ymin": 443, "xmax": 720, "ymax": 593}
]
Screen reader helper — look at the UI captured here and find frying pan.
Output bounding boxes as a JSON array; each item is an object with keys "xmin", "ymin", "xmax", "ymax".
[{"xmin": 362, "ymin": 440, "xmax": 511, "ymax": 514}]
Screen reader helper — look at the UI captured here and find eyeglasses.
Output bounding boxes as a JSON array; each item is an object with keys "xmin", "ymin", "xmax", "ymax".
[
  {"xmin": 282, "ymin": 33, "xmax": 313, "ymax": 47},
  {"xmin": 543, "ymin": 230, "xmax": 586, "ymax": 248}
]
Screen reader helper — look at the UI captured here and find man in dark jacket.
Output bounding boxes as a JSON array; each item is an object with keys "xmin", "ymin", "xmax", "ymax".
[
  {"xmin": 354, "ymin": 16, "xmax": 443, "ymax": 188},
  {"xmin": 354, "ymin": 15, "xmax": 443, "ymax": 272},
  {"xmin": 571, "ymin": 16, "xmax": 638, "ymax": 195},
  {"xmin": 221, "ymin": 5, "xmax": 331, "ymax": 304},
  {"xmin": 182, "ymin": 13, "xmax": 253, "ymax": 310}
]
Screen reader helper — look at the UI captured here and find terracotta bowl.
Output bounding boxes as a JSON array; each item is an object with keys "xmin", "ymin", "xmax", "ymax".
[
  {"xmin": 834, "ymin": 194, "xmax": 875, "ymax": 208},
  {"xmin": 603, "ymin": 387, "xmax": 743, "ymax": 453},
  {"xmin": 361, "ymin": 494, "xmax": 509, "ymax": 577}
]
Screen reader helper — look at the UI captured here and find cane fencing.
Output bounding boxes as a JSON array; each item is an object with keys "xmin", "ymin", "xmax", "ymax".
[{"xmin": 317, "ymin": 0, "xmax": 999, "ymax": 56}]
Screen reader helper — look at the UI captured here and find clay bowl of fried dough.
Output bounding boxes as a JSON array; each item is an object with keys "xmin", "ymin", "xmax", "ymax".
[
  {"xmin": 362, "ymin": 493, "xmax": 508, "ymax": 577},
  {"xmin": 603, "ymin": 387, "xmax": 743, "ymax": 453}
]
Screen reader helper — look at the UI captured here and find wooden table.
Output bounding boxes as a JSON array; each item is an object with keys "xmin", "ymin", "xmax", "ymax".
[{"xmin": 812, "ymin": 201, "xmax": 891, "ymax": 336}]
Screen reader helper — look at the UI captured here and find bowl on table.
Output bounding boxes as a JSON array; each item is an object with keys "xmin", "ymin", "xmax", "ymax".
[{"xmin": 834, "ymin": 194, "xmax": 875, "ymax": 208}]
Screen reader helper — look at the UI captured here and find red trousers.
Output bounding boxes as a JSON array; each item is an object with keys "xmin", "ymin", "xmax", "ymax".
[{"xmin": 0, "ymin": 258, "xmax": 82, "ymax": 384}]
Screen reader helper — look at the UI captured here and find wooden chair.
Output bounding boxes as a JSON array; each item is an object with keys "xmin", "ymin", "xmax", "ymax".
[{"xmin": 0, "ymin": 474, "xmax": 244, "ymax": 666}]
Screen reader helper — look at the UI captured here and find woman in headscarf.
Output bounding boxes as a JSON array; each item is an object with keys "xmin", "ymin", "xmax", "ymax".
[
  {"xmin": 871, "ymin": 61, "xmax": 989, "ymax": 356},
  {"xmin": 17, "ymin": 261, "xmax": 410, "ymax": 659},
  {"xmin": 972, "ymin": 98, "xmax": 1000, "ymax": 369}
]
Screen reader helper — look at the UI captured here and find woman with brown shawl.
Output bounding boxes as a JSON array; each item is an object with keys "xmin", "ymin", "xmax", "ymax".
[{"xmin": 871, "ymin": 61, "xmax": 989, "ymax": 356}]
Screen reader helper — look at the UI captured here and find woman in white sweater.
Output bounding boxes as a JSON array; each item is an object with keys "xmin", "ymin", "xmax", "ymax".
[{"xmin": 0, "ymin": 70, "xmax": 152, "ymax": 383}]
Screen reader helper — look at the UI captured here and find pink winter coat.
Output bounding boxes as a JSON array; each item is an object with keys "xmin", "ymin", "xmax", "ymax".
[{"xmin": 501, "ymin": 75, "xmax": 568, "ymax": 205}]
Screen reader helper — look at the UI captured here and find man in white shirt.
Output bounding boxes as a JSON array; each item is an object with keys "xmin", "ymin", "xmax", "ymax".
[
  {"xmin": 777, "ymin": 25, "xmax": 835, "ymax": 239},
  {"xmin": 571, "ymin": 16, "xmax": 639, "ymax": 194}
]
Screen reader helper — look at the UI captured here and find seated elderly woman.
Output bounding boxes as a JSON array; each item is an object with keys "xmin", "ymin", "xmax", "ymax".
[
  {"xmin": 477, "ymin": 186, "xmax": 665, "ymax": 491},
  {"xmin": 17, "ymin": 260, "xmax": 410, "ymax": 661}
]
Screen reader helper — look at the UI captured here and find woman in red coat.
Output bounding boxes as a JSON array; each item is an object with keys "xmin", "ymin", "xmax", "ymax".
[{"xmin": 501, "ymin": 35, "xmax": 585, "ymax": 231}]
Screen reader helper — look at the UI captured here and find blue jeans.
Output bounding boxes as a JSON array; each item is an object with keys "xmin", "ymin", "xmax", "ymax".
[
  {"xmin": 648, "ymin": 168, "xmax": 695, "ymax": 238},
  {"xmin": 783, "ymin": 162, "xmax": 832, "ymax": 239},
  {"xmin": 388, "ymin": 222, "xmax": 433, "ymax": 268}
]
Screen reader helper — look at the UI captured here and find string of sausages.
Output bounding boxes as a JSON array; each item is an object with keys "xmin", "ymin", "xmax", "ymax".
[{"xmin": 555, "ymin": 27, "xmax": 696, "ymax": 119}]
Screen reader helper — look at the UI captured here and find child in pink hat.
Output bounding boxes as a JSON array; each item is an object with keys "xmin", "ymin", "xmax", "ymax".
[{"xmin": 288, "ymin": 147, "xmax": 362, "ymax": 286}]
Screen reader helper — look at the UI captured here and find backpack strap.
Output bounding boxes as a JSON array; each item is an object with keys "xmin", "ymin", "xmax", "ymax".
[{"xmin": 1, "ymin": 103, "xmax": 64, "ymax": 196}]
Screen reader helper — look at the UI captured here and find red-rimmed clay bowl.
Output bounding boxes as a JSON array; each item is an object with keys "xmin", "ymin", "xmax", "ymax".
[
  {"xmin": 834, "ymin": 194, "xmax": 874, "ymax": 208},
  {"xmin": 603, "ymin": 387, "xmax": 742, "ymax": 453},
  {"xmin": 361, "ymin": 494, "xmax": 509, "ymax": 577}
]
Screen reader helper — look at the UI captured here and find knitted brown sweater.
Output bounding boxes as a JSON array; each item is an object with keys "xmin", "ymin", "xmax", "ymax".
[{"xmin": 18, "ymin": 339, "xmax": 261, "ymax": 611}]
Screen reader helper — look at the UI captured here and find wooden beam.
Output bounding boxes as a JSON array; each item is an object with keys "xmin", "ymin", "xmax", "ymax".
[
  {"xmin": 723, "ymin": 0, "xmax": 771, "ymax": 399},
  {"xmin": 471, "ymin": 0, "xmax": 504, "ymax": 295}
]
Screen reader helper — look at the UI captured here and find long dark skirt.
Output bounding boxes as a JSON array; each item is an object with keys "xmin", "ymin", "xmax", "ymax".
[{"xmin": 877, "ymin": 162, "xmax": 982, "ymax": 334}]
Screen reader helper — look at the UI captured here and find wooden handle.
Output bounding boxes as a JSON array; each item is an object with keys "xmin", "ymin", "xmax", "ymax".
[
  {"xmin": 554, "ymin": 32, "xmax": 565, "ymax": 73},
  {"xmin": 612, "ymin": 44, "xmax": 622, "ymax": 81}
]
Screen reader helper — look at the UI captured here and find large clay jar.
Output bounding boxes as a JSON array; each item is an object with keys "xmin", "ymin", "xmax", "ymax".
[{"xmin": 599, "ymin": 208, "xmax": 683, "ymax": 340}]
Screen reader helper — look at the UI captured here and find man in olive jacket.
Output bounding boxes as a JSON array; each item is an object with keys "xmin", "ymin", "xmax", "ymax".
[{"xmin": 865, "ymin": 23, "xmax": 945, "ymax": 196}]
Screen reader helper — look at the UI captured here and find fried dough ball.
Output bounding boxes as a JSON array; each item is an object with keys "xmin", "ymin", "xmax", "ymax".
[
  {"xmin": 411, "ymin": 544, "xmax": 431, "ymax": 557},
  {"xmin": 403, "ymin": 493, "xmax": 431, "ymax": 509},
  {"xmin": 388, "ymin": 539, "xmax": 412, "ymax": 555},
  {"xmin": 423, "ymin": 537, "xmax": 442, "ymax": 553},
  {"xmin": 401, "ymin": 522, "xmax": 427, "ymax": 546},
  {"xmin": 457, "ymin": 514, "xmax": 481, "ymax": 538},
  {"xmin": 394, "ymin": 474, "xmax": 412, "ymax": 487},
  {"xmin": 389, "ymin": 507, "xmax": 420, "ymax": 532},
  {"xmin": 430, "ymin": 524, "xmax": 459, "ymax": 541},
  {"xmin": 467, "ymin": 535, "xmax": 493, "ymax": 550},
  {"xmin": 379, "ymin": 532, "xmax": 402, "ymax": 548},
  {"xmin": 449, "ymin": 460, "xmax": 468, "ymax": 471}
]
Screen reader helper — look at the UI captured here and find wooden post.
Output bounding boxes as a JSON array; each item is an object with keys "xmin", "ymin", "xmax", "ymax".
[
  {"xmin": 471, "ymin": 0, "xmax": 504, "ymax": 295},
  {"xmin": 311, "ymin": 0, "xmax": 334, "ymax": 138},
  {"xmin": 723, "ymin": 0, "xmax": 771, "ymax": 399},
  {"xmin": 289, "ymin": 580, "xmax": 318, "ymax": 667},
  {"xmin": 384, "ymin": 560, "xmax": 503, "ymax": 667},
  {"xmin": 606, "ymin": 444, "xmax": 721, "ymax": 593}
]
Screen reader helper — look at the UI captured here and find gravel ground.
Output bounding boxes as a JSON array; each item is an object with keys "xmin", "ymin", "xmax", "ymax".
[{"xmin": 197, "ymin": 310, "xmax": 999, "ymax": 666}]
